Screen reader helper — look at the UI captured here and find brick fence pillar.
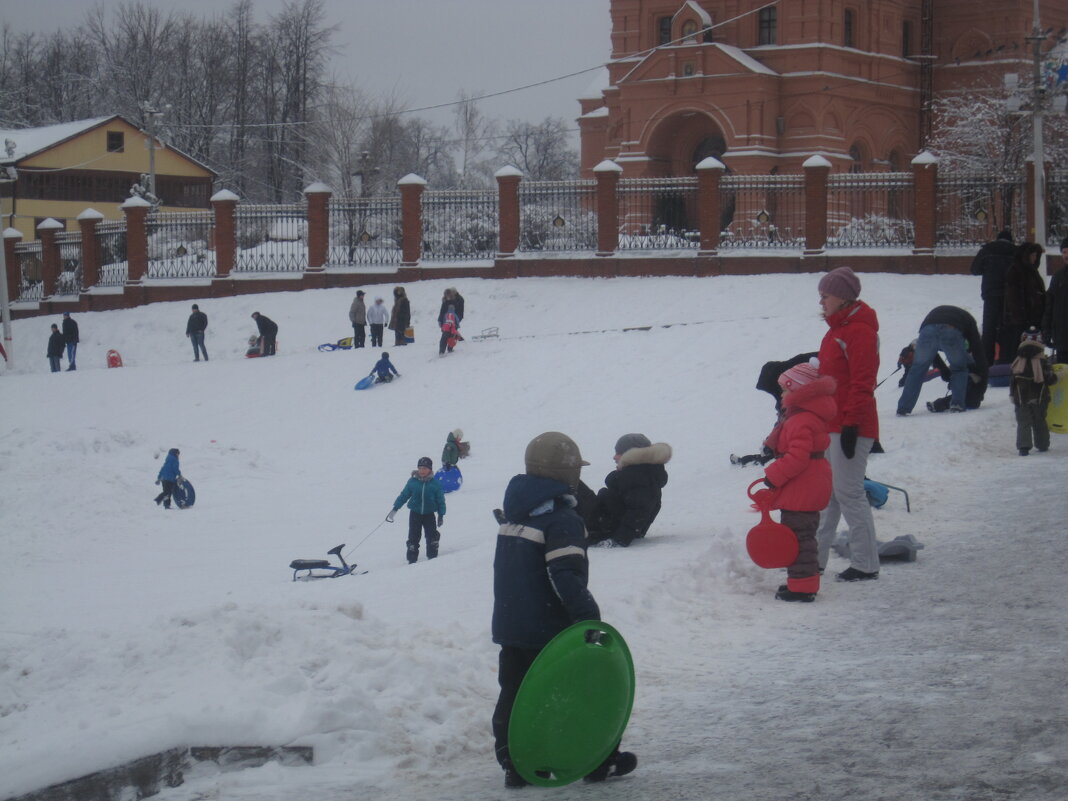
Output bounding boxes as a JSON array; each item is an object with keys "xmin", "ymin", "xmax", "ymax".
[
  {"xmin": 304, "ymin": 182, "xmax": 331, "ymax": 271},
  {"xmin": 911, "ymin": 151, "xmax": 938, "ymax": 255},
  {"xmin": 77, "ymin": 208, "xmax": 104, "ymax": 290},
  {"xmin": 398, "ymin": 173, "xmax": 427, "ymax": 266},
  {"xmin": 496, "ymin": 166, "xmax": 523, "ymax": 257},
  {"xmin": 37, "ymin": 218, "xmax": 63, "ymax": 298},
  {"xmin": 696, "ymin": 156, "xmax": 726, "ymax": 254},
  {"xmin": 211, "ymin": 189, "xmax": 240, "ymax": 278},
  {"xmin": 121, "ymin": 197, "xmax": 151, "ymax": 283},
  {"xmin": 803, "ymin": 155, "xmax": 831, "ymax": 255},
  {"xmin": 4, "ymin": 228, "xmax": 22, "ymax": 303},
  {"xmin": 594, "ymin": 159, "xmax": 623, "ymax": 257}
]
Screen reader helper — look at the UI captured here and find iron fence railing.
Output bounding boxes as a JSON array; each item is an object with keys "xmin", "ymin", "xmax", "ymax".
[
  {"xmin": 98, "ymin": 220, "xmax": 128, "ymax": 287},
  {"xmin": 518, "ymin": 180, "xmax": 597, "ymax": 252},
  {"xmin": 719, "ymin": 173, "xmax": 806, "ymax": 249},
  {"xmin": 617, "ymin": 177, "xmax": 699, "ymax": 250},
  {"xmin": 55, "ymin": 230, "xmax": 82, "ymax": 295},
  {"xmin": 827, "ymin": 172, "xmax": 915, "ymax": 248},
  {"xmin": 328, "ymin": 197, "xmax": 403, "ymax": 265},
  {"xmin": 936, "ymin": 174, "xmax": 1024, "ymax": 248},
  {"xmin": 235, "ymin": 204, "xmax": 308, "ymax": 272},
  {"xmin": 1046, "ymin": 170, "xmax": 1068, "ymax": 248},
  {"xmin": 13, "ymin": 240, "xmax": 44, "ymax": 302},
  {"xmin": 147, "ymin": 211, "xmax": 215, "ymax": 279},
  {"xmin": 422, "ymin": 189, "xmax": 498, "ymax": 261}
]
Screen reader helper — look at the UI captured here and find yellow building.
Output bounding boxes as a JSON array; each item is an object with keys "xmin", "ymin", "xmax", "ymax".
[{"xmin": 0, "ymin": 115, "xmax": 215, "ymax": 241}]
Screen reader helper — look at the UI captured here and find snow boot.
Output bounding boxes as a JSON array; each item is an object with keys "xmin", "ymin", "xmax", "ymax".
[
  {"xmin": 775, "ymin": 586, "xmax": 816, "ymax": 602},
  {"xmin": 502, "ymin": 761, "xmax": 528, "ymax": 789},
  {"xmin": 836, "ymin": 567, "xmax": 878, "ymax": 582},
  {"xmin": 584, "ymin": 750, "xmax": 637, "ymax": 782}
]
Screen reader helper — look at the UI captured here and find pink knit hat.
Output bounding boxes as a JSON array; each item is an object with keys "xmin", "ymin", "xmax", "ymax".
[
  {"xmin": 778, "ymin": 361, "xmax": 821, "ymax": 392},
  {"xmin": 818, "ymin": 266, "xmax": 861, "ymax": 302}
]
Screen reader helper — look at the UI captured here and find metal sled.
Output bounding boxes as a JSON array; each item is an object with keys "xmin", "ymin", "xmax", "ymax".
[
  {"xmin": 289, "ymin": 544, "xmax": 360, "ymax": 581},
  {"xmin": 471, "ymin": 326, "xmax": 499, "ymax": 341}
]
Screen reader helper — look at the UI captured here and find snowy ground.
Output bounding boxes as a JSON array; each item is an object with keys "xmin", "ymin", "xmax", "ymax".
[{"xmin": 1, "ymin": 274, "xmax": 1066, "ymax": 801}]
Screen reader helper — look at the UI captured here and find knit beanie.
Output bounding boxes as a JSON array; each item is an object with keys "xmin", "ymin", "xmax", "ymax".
[
  {"xmin": 614, "ymin": 433, "xmax": 652, "ymax": 455},
  {"xmin": 778, "ymin": 361, "xmax": 821, "ymax": 392},
  {"xmin": 451, "ymin": 428, "xmax": 463, "ymax": 441},
  {"xmin": 418, "ymin": 456, "xmax": 433, "ymax": 469},
  {"xmin": 818, "ymin": 267, "xmax": 861, "ymax": 302}
]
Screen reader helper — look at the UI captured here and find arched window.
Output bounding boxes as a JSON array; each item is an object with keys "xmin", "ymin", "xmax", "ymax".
[
  {"xmin": 682, "ymin": 20, "xmax": 698, "ymax": 41},
  {"xmin": 758, "ymin": 8, "xmax": 777, "ymax": 45},
  {"xmin": 849, "ymin": 143, "xmax": 866, "ymax": 174},
  {"xmin": 844, "ymin": 9, "xmax": 856, "ymax": 48}
]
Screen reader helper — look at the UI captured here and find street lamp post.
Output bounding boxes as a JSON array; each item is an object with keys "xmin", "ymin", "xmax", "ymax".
[
  {"xmin": 0, "ymin": 166, "xmax": 16, "ymax": 367},
  {"xmin": 1029, "ymin": 0, "xmax": 1047, "ymax": 252}
]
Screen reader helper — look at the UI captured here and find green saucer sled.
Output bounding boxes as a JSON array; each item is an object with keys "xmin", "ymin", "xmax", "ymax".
[{"xmin": 508, "ymin": 620, "xmax": 635, "ymax": 787}]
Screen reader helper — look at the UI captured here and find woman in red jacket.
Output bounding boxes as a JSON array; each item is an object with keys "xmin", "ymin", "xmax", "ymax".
[
  {"xmin": 814, "ymin": 267, "xmax": 882, "ymax": 582},
  {"xmin": 761, "ymin": 361, "xmax": 836, "ymax": 602}
]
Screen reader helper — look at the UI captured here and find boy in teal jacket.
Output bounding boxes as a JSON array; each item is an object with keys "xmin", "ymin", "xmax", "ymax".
[{"xmin": 388, "ymin": 457, "xmax": 446, "ymax": 563}]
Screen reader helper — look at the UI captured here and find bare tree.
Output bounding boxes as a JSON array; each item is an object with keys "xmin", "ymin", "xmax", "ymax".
[{"xmin": 496, "ymin": 117, "xmax": 578, "ymax": 180}]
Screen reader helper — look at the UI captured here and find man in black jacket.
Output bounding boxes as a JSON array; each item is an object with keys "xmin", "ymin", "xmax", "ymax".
[
  {"xmin": 47, "ymin": 324, "xmax": 65, "ymax": 372},
  {"xmin": 186, "ymin": 304, "xmax": 208, "ymax": 361},
  {"xmin": 897, "ymin": 305, "xmax": 988, "ymax": 415},
  {"xmin": 970, "ymin": 229, "xmax": 1016, "ymax": 364},
  {"xmin": 251, "ymin": 312, "xmax": 278, "ymax": 356},
  {"xmin": 61, "ymin": 312, "xmax": 79, "ymax": 370}
]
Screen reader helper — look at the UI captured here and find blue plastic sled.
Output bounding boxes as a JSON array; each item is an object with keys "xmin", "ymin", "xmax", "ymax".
[
  {"xmin": 354, "ymin": 374, "xmax": 376, "ymax": 390},
  {"xmin": 435, "ymin": 465, "xmax": 463, "ymax": 493},
  {"xmin": 173, "ymin": 478, "xmax": 196, "ymax": 509}
]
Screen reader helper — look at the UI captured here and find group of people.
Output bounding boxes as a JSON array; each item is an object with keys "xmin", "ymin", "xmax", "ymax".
[
  {"xmin": 45, "ymin": 311, "xmax": 79, "ymax": 372},
  {"xmin": 348, "ymin": 285, "xmax": 466, "ymax": 355}
]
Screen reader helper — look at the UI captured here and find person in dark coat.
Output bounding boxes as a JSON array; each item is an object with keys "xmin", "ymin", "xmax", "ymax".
[
  {"xmin": 1042, "ymin": 237, "xmax": 1068, "ymax": 364},
  {"xmin": 1002, "ymin": 242, "xmax": 1047, "ymax": 356},
  {"xmin": 389, "ymin": 286, "xmax": 410, "ymax": 346},
  {"xmin": 46, "ymin": 324, "xmax": 65, "ymax": 372},
  {"xmin": 491, "ymin": 432, "xmax": 635, "ymax": 788},
  {"xmin": 61, "ymin": 312, "xmax": 79, "ymax": 370},
  {"xmin": 154, "ymin": 448, "xmax": 182, "ymax": 509},
  {"xmin": 971, "ymin": 229, "xmax": 1016, "ymax": 364},
  {"xmin": 897, "ymin": 305, "xmax": 988, "ymax": 415},
  {"xmin": 437, "ymin": 287, "xmax": 465, "ymax": 325},
  {"xmin": 186, "ymin": 303, "xmax": 208, "ymax": 362},
  {"xmin": 251, "ymin": 312, "xmax": 278, "ymax": 356},
  {"xmin": 585, "ymin": 434, "xmax": 672, "ymax": 548},
  {"xmin": 349, "ymin": 290, "xmax": 367, "ymax": 348}
]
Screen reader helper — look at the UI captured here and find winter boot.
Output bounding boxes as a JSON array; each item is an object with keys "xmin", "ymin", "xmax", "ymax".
[
  {"xmin": 836, "ymin": 566, "xmax": 878, "ymax": 582},
  {"xmin": 775, "ymin": 587, "xmax": 816, "ymax": 602},
  {"xmin": 502, "ymin": 761, "xmax": 529, "ymax": 789},
  {"xmin": 406, "ymin": 546, "xmax": 419, "ymax": 564},
  {"xmin": 584, "ymin": 750, "xmax": 637, "ymax": 782}
]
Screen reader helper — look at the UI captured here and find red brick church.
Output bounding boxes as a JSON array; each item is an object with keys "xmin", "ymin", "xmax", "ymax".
[{"xmin": 579, "ymin": 0, "xmax": 1068, "ymax": 177}]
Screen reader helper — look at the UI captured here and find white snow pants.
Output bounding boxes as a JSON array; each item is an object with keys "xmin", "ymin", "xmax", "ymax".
[{"xmin": 816, "ymin": 432, "xmax": 880, "ymax": 574}]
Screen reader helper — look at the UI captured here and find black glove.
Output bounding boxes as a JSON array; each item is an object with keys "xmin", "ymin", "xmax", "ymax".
[
  {"xmin": 840, "ymin": 425, "xmax": 858, "ymax": 459},
  {"xmin": 437, "ymin": 514, "xmax": 444, "ymax": 527}
]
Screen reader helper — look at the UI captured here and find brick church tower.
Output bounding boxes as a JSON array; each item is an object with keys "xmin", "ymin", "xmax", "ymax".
[{"xmin": 579, "ymin": 0, "xmax": 1068, "ymax": 178}]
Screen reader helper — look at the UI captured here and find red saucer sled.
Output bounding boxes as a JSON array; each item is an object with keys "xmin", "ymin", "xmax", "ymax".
[{"xmin": 745, "ymin": 479, "xmax": 799, "ymax": 569}]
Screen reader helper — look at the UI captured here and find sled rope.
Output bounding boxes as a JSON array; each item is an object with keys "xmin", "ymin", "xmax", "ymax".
[{"xmin": 343, "ymin": 519, "xmax": 388, "ymax": 561}]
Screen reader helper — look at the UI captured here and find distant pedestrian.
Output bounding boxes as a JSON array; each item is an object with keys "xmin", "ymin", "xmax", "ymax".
[
  {"xmin": 47, "ymin": 324, "xmax": 64, "ymax": 372},
  {"xmin": 1002, "ymin": 242, "xmax": 1047, "ymax": 355},
  {"xmin": 386, "ymin": 456, "xmax": 446, "ymax": 563},
  {"xmin": 251, "ymin": 312, "xmax": 278, "ymax": 356},
  {"xmin": 349, "ymin": 290, "xmax": 367, "ymax": 348},
  {"xmin": 438, "ymin": 304, "xmax": 461, "ymax": 355},
  {"xmin": 367, "ymin": 296, "xmax": 389, "ymax": 347},
  {"xmin": 389, "ymin": 286, "xmax": 410, "ymax": 346},
  {"xmin": 1041, "ymin": 237, "xmax": 1068, "ymax": 364},
  {"xmin": 186, "ymin": 303, "xmax": 208, "ymax": 362},
  {"xmin": 154, "ymin": 448, "xmax": 182, "ymax": 509},
  {"xmin": 1010, "ymin": 329, "xmax": 1058, "ymax": 456},
  {"xmin": 61, "ymin": 312, "xmax": 79, "ymax": 370},
  {"xmin": 971, "ymin": 229, "xmax": 1016, "ymax": 364}
]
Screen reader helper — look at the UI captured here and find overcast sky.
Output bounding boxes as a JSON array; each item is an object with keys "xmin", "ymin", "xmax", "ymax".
[{"xmin": 2, "ymin": 0, "xmax": 612, "ymax": 131}]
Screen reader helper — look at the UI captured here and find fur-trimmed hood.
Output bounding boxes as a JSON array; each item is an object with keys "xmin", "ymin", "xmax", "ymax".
[{"xmin": 618, "ymin": 442, "xmax": 673, "ymax": 468}]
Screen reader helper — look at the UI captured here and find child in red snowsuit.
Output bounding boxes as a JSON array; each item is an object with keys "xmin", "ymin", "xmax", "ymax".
[{"xmin": 761, "ymin": 361, "xmax": 837, "ymax": 602}]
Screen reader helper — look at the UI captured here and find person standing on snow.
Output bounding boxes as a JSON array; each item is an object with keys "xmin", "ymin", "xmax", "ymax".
[
  {"xmin": 186, "ymin": 303, "xmax": 208, "ymax": 362},
  {"xmin": 1002, "ymin": 242, "xmax": 1047, "ymax": 357},
  {"xmin": 441, "ymin": 429, "xmax": 464, "ymax": 470},
  {"xmin": 349, "ymin": 290, "xmax": 367, "ymax": 348},
  {"xmin": 814, "ymin": 267, "xmax": 882, "ymax": 583},
  {"xmin": 61, "ymin": 312, "xmax": 79, "ymax": 370},
  {"xmin": 491, "ymin": 432, "xmax": 636, "ymax": 788},
  {"xmin": 251, "ymin": 312, "xmax": 278, "ymax": 356},
  {"xmin": 971, "ymin": 229, "xmax": 1016, "ymax": 364},
  {"xmin": 154, "ymin": 448, "xmax": 182, "ymax": 509},
  {"xmin": 386, "ymin": 456, "xmax": 446, "ymax": 563},
  {"xmin": 1041, "ymin": 237, "xmax": 1068, "ymax": 364},
  {"xmin": 367, "ymin": 296, "xmax": 389, "ymax": 348},
  {"xmin": 437, "ymin": 287, "xmax": 465, "ymax": 326},
  {"xmin": 585, "ymin": 433, "xmax": 671, "ymax": 548},
  {"xmin": 389, "ymin": 286, "xmax": 411, "ymax": 346},
  {"xmin": 46, "ymin": 324, "xmax": 65, "ymax": 372}
]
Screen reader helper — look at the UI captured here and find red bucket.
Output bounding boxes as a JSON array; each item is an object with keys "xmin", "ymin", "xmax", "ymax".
[{"xmin": 745, "ymin": 479, "xmax": 799, "ymax": 569}]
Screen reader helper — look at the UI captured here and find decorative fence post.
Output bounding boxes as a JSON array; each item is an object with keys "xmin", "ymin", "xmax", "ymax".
[
  {"xmin": 122, "ymin": 196, "xmax": 152, "ymax": 283},
  {"xmin": 37, "ymin": 218, "xmax": 63, "ymax": 298},
  {"xmin": 696, "ymin": 156, "xmax": 726, "ymax": 254},
  {"xmin": 496, "ymin": 166, "xmax": 523, "ymax": 257},
  {"xmin": 594, "ymin": 159, "xmax": 623, "ymax": 256},
  {"xmin": 304, "ymin": 182, "xmax": 331, "ymax": 271},
  {"xmin": 4, "ymin": 228, "xmax": 22, "ymax": 303},
  {"xmin": 803, "ymin": 155, "xmax": 831, "ymax": 255},
  {"xmin": 911, "ymin": 151, "xmax": 938, "ymax": 255},
  {"xmin": 211, "ymin": 189, "xmax": 240, "ymax": 278},
  {"xmin": 398, "ymin": 174, "xmax": 427, "ymax": 266},
  {"xmin": 77, "ymin": 208, "xmax": 104, "ymax": 291}
]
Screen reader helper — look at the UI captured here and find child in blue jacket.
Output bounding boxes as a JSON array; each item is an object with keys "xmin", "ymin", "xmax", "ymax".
[
  {"xmin": 373, "ymin": 352, "xmax": 400, "ymax": 383},
  {"xmin": 387, "ymin": 457, "xmax": 446, "ymax": 563},
  {"xmin": 154, "ymin": 448, "xmax": 182, "ymax": 509}
]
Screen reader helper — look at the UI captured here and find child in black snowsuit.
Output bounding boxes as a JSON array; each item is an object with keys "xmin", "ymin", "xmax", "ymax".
[
  {"xmin": 387, "ymin": 457, "xmax": 446, "ymax": 563},
  {"xmin": 1010, "ymin": 330, "xmax": 1058, "ymax": 455},
  {"xmin": 585, "ymin": 434, "xmax": 672, "ymax": 548}
]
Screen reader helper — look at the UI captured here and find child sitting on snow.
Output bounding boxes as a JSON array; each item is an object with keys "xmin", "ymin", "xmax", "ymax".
[
  {"xmin": 760, "ymin": 361, "xmax": 837, "ymax": 602},
  {"xmin": 1010, "ymin": 329, "xmax": 1058, "ymax": 456},
  {"xmin": 372, "ymin": 352, "xmax": 400, "ymax": 383}
]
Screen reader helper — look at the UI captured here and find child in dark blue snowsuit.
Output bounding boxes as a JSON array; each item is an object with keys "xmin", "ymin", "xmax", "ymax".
[
  {"xmin": 154, "ymin": 448, "xmax": 181, "ymax": 509},
  {"xmin": 373, "ymin": 352, "xmax": 400, "ymax": 383},
  {"xmin": 388, "ymin": 457, "xmax": 446, "ymax": 563}
]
